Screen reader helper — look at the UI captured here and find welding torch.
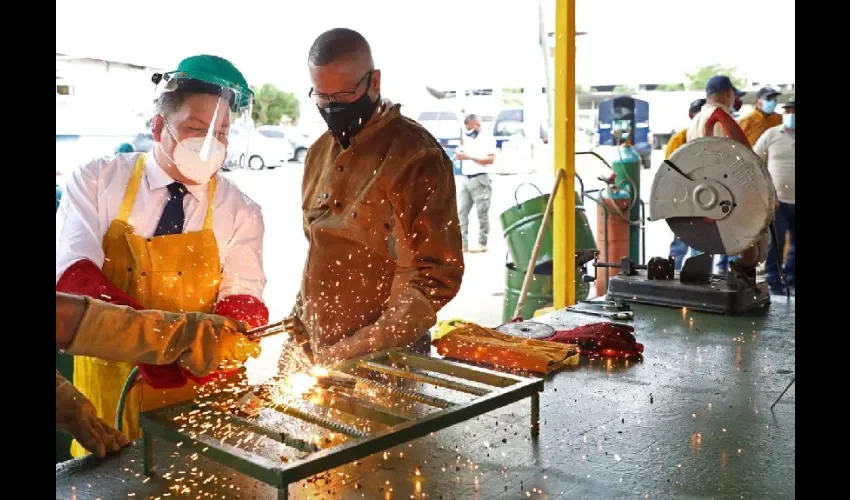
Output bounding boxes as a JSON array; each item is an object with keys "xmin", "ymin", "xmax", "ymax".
[{"xmin": 246, "ymin": 316, "xmax": 315, "ymax": 363}]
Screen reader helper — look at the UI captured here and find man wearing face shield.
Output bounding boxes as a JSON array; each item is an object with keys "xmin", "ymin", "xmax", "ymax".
[
  {"xmin": 739, "ymin": 87, "xmax": 783, "ymax": 146},
  {"xmin": 285, "ymin": 28, "xmax": 464, "ymax": 365},
  {"xmin": 55, "ymin": 55, "xmax": 269, "ymax": 457}
]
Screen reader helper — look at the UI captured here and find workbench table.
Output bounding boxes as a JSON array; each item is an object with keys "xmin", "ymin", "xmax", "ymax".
[{"xmin": 56, "ymin": 299, "xmax": 795, "ymax": 499}]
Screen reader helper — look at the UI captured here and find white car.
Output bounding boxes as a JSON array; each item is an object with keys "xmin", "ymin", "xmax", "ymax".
[{"xmin": 228, "ymin": 126, "xmax": 295, "ymax": 170}]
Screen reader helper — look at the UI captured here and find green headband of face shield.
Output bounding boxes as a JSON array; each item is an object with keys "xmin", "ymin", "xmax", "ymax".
[{"xmin": 152, "ymin": 55, "xmax": 253, "ymax": 113}]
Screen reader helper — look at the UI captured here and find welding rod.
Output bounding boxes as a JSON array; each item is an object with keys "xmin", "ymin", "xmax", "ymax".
[
  {"xmin": 268, "ymin": 402, "xmax": 369, "ymax": 439},
  {"xmin": 226, "ymin": 410, "xmax": 321, "ymax": 453},
  {"xmin": 360, "ymin": 361, "xmax": 491, "ymax": 397},
  {"xmin": 246, "ymin": 320, "xmax": 288, "ymax": 341},
  {"xmin": 328, "ymin": 370, "xmax": 455, "ymax": 409}
]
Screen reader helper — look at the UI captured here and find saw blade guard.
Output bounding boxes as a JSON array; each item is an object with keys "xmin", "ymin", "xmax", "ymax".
[{"xmin": 649, "ymin": 137, "xmax": 775, "ymax": 256}]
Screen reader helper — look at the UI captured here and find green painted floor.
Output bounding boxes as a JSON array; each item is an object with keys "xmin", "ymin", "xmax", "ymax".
[{"xmin": 56, "ymin": 299, "xmax": 795, "ymax": 499}]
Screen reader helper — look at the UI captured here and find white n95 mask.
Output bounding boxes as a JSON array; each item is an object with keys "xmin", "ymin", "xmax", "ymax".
[{"xmin": 161, "ymin": 123, "xmax": 227, "ymax": 184}]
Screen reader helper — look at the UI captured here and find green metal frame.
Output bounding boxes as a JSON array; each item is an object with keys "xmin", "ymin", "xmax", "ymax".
[{"xmin": 139, "ymin": 349, "xmax": 543, "ymax": 500}]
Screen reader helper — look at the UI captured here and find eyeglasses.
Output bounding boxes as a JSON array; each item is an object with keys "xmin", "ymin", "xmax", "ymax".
[{"xmin": 309, "ymin": 71, "xmax": 374, "ymax": 107}]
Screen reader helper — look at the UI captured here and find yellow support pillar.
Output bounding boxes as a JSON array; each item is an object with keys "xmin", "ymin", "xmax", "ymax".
[{"xmin": 553, "ymin": 0, "xmax": 576, "ymax": 308}]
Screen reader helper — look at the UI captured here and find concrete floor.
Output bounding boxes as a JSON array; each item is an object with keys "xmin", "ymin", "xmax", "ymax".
[{"xmin": 56, "ymin": 299, "xmax": 796, "ymax": 499}]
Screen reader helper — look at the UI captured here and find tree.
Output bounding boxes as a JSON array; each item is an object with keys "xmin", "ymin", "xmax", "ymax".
[
  {"xmin": 251, "ymin": 84, "xmax": 300, "ymax": 125},
  {"xmin": 613, "ymin": 85, "xmax": 635, "ymax": 94},
  {"xmin": 655, "ymin": 83, "xmax": 685, "ymax": 92},
  {"xmin": 685, "ymin": 65, "xmax": 747, "ymax": 91}
]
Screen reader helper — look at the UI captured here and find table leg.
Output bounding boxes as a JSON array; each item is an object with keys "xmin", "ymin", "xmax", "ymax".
[
  {"xmin": 531, "ymin": 392, "xmax": 540, "ymax": 438},
  {"xmin": 143, "ymin": 433, "xmax": 153, "ymax": 476},
  {"xmin": 278, "ymin": 485, "xmax": 289, "ymax": 500}
]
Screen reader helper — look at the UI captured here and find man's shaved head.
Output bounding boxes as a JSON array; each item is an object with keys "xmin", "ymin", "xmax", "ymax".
[
  {"xmin": 308, "ymin": 28, "xmax": 374, "ymax": 68},
  {"xmin": 307, "ymin": 28, "xmax": 381, "ymax": 107}
]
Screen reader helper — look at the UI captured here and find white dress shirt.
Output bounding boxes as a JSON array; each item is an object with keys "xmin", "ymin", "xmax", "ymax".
[
  {"xmin": 686, "ymin": 102, "xmax": 734, "ymax": 142},
  {"xmin": 56, "ymin": 152, "xmax": 267, "ymax": 301},
  {"xmin": 754, "ymin": 125, "xmax": 795, "ymax": 204},
  {"xmin": 459, "ymin": 131, "xmax": 497, "ymax": 176}
]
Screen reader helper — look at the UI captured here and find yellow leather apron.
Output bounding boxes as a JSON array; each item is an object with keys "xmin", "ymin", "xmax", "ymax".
[{"xmin": 71, "ymin": 154, "xmax": 221, "ymax": 457}]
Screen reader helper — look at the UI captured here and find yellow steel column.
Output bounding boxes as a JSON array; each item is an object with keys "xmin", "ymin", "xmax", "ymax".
[{"xmin": 553, "ymin": 0, "xmax": 576, "ymax": 308}]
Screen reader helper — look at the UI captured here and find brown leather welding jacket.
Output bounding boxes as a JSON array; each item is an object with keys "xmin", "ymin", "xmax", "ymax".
[{"xmin": 297, "ymin": 102, "xmax": 465, "ymax": 353}]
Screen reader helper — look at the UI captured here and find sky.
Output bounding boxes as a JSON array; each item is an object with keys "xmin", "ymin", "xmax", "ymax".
[{"xmin": 56, "ymin": 0, "xmax": 794, "ymax": 96}]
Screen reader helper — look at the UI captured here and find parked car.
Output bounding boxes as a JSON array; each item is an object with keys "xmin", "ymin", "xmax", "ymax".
[
  {"xmin": 416, "ymin": 111, "xmax": 463, "ymax": 148},
  {"xmin": 228, "ymin": 126, "xmax": 295, "ymax": 170},
  {"xmin": 287, "ymin": 131, "xmax": 312, "ymax": 163}
]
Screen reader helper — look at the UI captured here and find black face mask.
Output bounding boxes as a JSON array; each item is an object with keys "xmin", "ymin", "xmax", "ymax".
[
  {"xmin": 465, "ymin": 129, "xmax": 479, "ymax": 139},
  {"xmin": 318, "ymin": 91, "xmax": 381, "ymax": 149}
]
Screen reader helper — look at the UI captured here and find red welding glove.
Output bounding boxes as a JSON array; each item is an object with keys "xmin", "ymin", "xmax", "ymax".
[
  {"xmin": 546, "ymin": 322, "xmax": 644, "ymax": 359},
  {"xmin": 183, "ymin": 294, "xmax": 269, "ymax": 385}
]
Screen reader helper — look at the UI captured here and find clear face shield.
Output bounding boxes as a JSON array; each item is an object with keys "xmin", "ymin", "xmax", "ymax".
[{"xmin": 153, "ymin": 72, "xmax": 253, "ymax": 183}]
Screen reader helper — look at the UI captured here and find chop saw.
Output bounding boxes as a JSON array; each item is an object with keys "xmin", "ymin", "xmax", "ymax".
[{"xmin": 601, "ymin": 136, "xmax": 778, "ymax": 315}]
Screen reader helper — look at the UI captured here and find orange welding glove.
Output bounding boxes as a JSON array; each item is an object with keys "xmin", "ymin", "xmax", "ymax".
[
  {"xmin": 433, "ymin": 323, "xmax": 579, "ymax": 374},
  {"xmin": 56, "ymin": 370, "xmax": 130, "ymax": 458}
]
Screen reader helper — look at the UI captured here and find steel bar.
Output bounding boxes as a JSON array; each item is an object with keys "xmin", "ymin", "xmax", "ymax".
[
  {"xmin": 328, "ymin": 370, "xmax": 454, "ymax": 409},
  {"xmin": 226, "ymin": 410, "xmax": 320, "ymax": 453},
  {"xmin": 267, "ymin": 402, "xmax": 369, "ymax": 439},
  {"xmin": 309, "ymin": 388, "xmax": 412, "ymax": 427},
  {"xmin": 387, "ymin": 351, "xmax": 523, "ymax": 388},
  {"xmin": 359, "ymin": 361, "xmax": 492, "ymax": 396}
]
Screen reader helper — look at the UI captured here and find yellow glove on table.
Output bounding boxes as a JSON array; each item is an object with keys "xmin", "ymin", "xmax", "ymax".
[
  {"xmin": 56, "ymin": 370, "xmax": 129, "ymax": 457},
  {"xmin": 64, "ymin": 298, "xmax": 261, "ymax": 377}
]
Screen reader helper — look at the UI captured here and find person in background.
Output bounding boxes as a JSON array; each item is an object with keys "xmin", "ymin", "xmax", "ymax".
[
  {"xmin": 457, "ymin": 114, "xmax": 497, "ymax": 253},
  {"xmin": 55, "ymin": 54, "xmax": 269, "ymax": 457},
  {"xmin": 287, "ymin": 28, "xmax": 464, "ymax": 365},
  {"xmin": 115, "ymin": 142, "xmax": 135, "ymax": 154},
  {"xmin": 739, "ymin": 87, "xmax": 782, "ymax": 145},
  {"xmin": 754, "ymin": 95, "xmax": 795, "ymax": 295},
  {"xmin": 666, "ymin": 98, "xmax": 705, "ymax": 270},
  {"xmin": 685, "ymin": 75, "xmax": 769, "ymax": 272},
  {"xmin": 56, "ymin": 292, "xmax": 258, "ymax": 458}
]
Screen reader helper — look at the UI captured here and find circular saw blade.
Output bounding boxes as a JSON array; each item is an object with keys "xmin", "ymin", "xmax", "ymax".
[
  {"xmin": 650, "ymin": 137, "xmax": 775, "ymax": 256},
  {"xmin": 496, "ymin": 321, "xmax": 555, "ymax": 340}
]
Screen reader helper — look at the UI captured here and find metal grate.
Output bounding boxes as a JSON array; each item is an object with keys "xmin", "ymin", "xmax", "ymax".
[{"xmin": 139, "ymin": 349, "xmax": 543, "ymax": 499}]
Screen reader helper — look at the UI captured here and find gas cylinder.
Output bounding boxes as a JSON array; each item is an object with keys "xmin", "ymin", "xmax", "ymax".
[
  {"xmin": 595, "ymin": 187, "xmax": 631, "ymax": 297},
  {"xmin": 611, "ymin": 145, "xmax": 641, "ymax": 262}
]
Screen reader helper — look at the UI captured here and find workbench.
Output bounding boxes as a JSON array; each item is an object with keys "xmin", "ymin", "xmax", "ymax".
[{"xmin": 56, "ymin": 299, "xmax": 796, "ymax": 499}]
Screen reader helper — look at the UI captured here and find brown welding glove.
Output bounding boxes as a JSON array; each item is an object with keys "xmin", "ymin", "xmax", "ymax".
[
  {"xmin": 65, "ymin": 297, "xmax": 261, "ymax": 377},
  {"xmin": 433, "ymin": 323, "xmax": 579, "ymax": 374},
  {"xmin": 56, "ymin": 370, "xmax": 130, "ymax": 458}
]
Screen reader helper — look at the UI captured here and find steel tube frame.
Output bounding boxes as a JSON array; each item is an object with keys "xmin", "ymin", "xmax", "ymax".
[{"xmin": 139, "ymin": 349, "xmax": 544, "ymax": 498}]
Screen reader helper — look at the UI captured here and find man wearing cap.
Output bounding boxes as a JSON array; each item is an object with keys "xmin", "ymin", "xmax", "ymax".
[
  {"xmin": 666, "ymin": 98, "xmax": 705, "ymax": 270},
  {"xmin": 754, "ymin": 95, "xmax": 795, "ymax": 295},
  {"xmin": 739, "ymin": 87, "xmax": 783, "ymax": 145},
  {"xmin": 55, "ymin": 55, "xmax": 269, "ymax": 457},
  {"xmin": 287, "ymin": 28, "xmax": 464, "ymax": 365},
  {"xmin": 687, "ymin": 75, "xmax": 747, "ymax": 142},
  {"xmin": 686, "ymin": 75, "xmax": 769, "ymax": 271}
]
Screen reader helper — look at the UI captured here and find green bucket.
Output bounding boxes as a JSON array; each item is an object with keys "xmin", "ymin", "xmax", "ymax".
[
  {"xmin": 500, "ymin": 184, "xmax": 598, "ymax": 272},
  {"xmin": 502, "ymin": 260, "xmax": 591, "ymax": 323}
]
